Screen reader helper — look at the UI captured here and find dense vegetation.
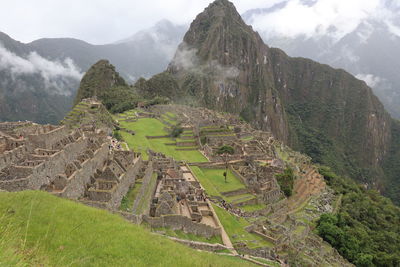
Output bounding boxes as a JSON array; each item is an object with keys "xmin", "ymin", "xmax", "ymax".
[
  {"xmin": 0, "ymin": 191, "xmax": 254, "ymax": 267},
  {"xmin": 216, "ymin": 145, "xmax": 235, "ymax": 155},
  {"xmin": 102, "ymin": 86, "xmax": 141, "ymax": 113},
  {"xmin": 317, "ymin": 167, "xmax": 400, "ymax": 266},
  {"xmin": 74, "ymin": 60, "xmax": 127, "ymax": 105},
  {"xmin": 135, "ymin": 72, "xmax": 179, "ymax": 99},
  {"xmin": 275, "ymin": 168, "xmax": 295, "ymax": 197},
  {"xmin": 382, "ymin": 120, "xmax": 400, "ymax": 205}
]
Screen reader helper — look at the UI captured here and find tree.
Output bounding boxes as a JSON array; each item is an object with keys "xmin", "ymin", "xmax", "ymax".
[
  {"xmin": 216, "ymin": 145, "xmax": 234, "ymax": 155},
  {"xmin": 216, "ymin": 145, "xmax": 235, "ymax": 183},
  {"xmin": 170, "ymin": 125, "xmax": 184, "ymax": 138}
]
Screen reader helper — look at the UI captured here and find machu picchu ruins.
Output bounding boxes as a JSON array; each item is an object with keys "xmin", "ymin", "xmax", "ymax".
[
  {"xmin": 0, "ymin": 99, "xmax": 351, "ymax": 266},
  {"xmin": 3, "ymin": 1, "xmax": 400, "ymax": 266}
]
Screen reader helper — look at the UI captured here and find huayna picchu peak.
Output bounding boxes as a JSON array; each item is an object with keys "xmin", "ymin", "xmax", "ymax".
[
  {"xmin": 1, "ymin": 0, "xmax": 400, "ymax": 266},
  {"xmin": 165, "ymin": 0, "xmax": 397, "ymax": 204},
  {"xmin": 74, "ymin": 59, "xmax": 127, "ymax": 105}
]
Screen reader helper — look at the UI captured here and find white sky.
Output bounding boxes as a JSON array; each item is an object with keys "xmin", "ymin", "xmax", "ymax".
[
  {"xmin": 0, "ymin": 0, "xmax": 398, "ymax": 44},
  {"xmin": 0, "ymin": 0, "xmax": 275, "ymax": 44}
]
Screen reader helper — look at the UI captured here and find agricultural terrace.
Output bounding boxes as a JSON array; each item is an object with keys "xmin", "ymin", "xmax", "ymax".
[{"xmin": 116, "ymin": 113, "xmax": 207, "ymax": 162}]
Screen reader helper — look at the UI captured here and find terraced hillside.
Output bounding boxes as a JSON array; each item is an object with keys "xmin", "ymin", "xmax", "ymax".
[{"xmin": 61, "ymin": 98, "xmax": 116, "ymax": 131}]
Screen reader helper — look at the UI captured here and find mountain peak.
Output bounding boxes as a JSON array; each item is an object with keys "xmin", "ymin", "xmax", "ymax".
[
  {"xmin": 74, "ymin": 60, "xmax": 127, "ymax": 105},
  {"xmin": 175, "ymin": 0, "xmax": 262, "ymax": 64},
  {"xmin": 192, "ymin": 0, "xmax": 244, "ymax": 29},
  {"xmin": 168, "ymin": 0, "xmax": 288, "ymax": 140}
]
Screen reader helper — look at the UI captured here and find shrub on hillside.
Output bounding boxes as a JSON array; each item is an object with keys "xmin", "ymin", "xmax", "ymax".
[{"xmin": 170, "ymin": 125, "xmax": 184, "ymax": 138}]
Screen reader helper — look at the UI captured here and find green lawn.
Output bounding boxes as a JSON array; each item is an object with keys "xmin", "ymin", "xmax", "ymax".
[
  {"xmin": 191, "ymin": 167, "xmax": 246, "ymax": 197},
  {"xmin": 120, "ymin": 182, "xmax": 143, "ymax": 211},
  {"xmin": 0, "ymin": 191, "xmax": 255, "ymax": 267},
  {"xmin": 161, "ymin": 114, "xmax": 178, "ymax": 125},
  {"xmin": 240, "ymin": 203, "xmax": 267, "ymax": 212},
  {"xmin": 119, "ymin": 117, "xmax": 207, "ymax": 162},
  {"xmin": 165, "ymin": 112, "xmax": 177, "ymax": 119},
  {"xmin": 212, "ymin": 204, "xmax": 273, "ymax": 249}
]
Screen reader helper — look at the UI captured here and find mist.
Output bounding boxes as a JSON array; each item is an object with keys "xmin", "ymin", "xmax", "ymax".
[
  {"xmin": 172, "ymin": 43, "xmax": 240, "ymax": 81},
  {"xmin": 0, "ymin": 44, "xmax": 83, "ymax": 96}
]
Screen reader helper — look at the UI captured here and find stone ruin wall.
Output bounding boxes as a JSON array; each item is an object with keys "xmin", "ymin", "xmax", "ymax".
[
  {"xmin": 58, "ymin": 141, "xmax": 109, "ymax": 199},
  {"xmin": 106, "ymin": 156, "xmax": 143, "ymax": 210},
  {"xmin": 0, "ymin": 137, "xmax": 88, "ymax": 191},
  {"xmin": 143, "ymin": 214, "xmax": 221, "ymax": 239},
  {"xmin": 26, "ymin": 126, "xmax": 70, "ymax": 150},
  {"xmin": 132, "ymin": 161, "xmax": 155, "ymax": 215},
  {"xmin": 0, "ymin": 145, "xmax": 28, "ymax": 171}
]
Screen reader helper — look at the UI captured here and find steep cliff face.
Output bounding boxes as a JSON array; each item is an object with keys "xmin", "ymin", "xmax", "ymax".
[
  {"xmin": 168, "ymin": 0, "xmax": 289, "ymax": 142},
  {"xmin": 269, "ymin": 49, "xmax": 391, "ymax": 178},
  {"xmin": 167, "ymin": 0, "xmax": 395, "ymax": 197},
  {"xmin": 74, "ymin": 60, "xmax": 127, "ymax": 105}
]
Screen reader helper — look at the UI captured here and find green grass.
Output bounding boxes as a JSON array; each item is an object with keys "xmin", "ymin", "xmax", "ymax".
[
  {"xmin": 212, "ymin": 204, "xmax": 273, "ymax": 249},
  {"xmin": 294, "ymin": 225, "xmax": 306, "ymax": 235},
  {"xmin": 152, "ymin": 228, "xmax": 223, "ymax": 244},
  {"xmin": 161, "ymin": 114, "xmax": 178, "ymax": 126},
  {"xmin": 120, "ymin": 182, "xmax": 143, "ymax": 211},
  {"xmin": 0, "ymin": 224, "xmax": 46, "ymax": 266},
  {"xmin": 135, "ymin": 173, "xmax": 158, "ymax": 215},
  {"xmin": 224, "ymin": 194, "xmax": 255, "ymax": 204},
  {"xmin": 240, "ymin": 204, "xmax": 266, "ymax": 212},
  {"xmin": 191, "ymin": 167, "xmax": 246, "ymax": 198},
  {"xmin": 240, "ymin": 136, "xmax": 254, "ymax": 141},
  {"xmin": 119, "ymin": 117, "xmax": 207, "ymax": 162},
  {"xmin": 0, "ymin": 191, "xmax": 255, "ymax": 267},
  {"xmin": 165, "ymin": 112, "xmax": 177, "ymax": 119}
]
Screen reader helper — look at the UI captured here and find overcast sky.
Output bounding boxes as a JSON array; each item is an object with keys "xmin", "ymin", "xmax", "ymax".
[
  {"xmin": 1, "ymin": 0, "xmax": 399, "ymax": 45},
  {"xmin": 0, "ymin": 0, "xmax": 278, "ymax": 44}
]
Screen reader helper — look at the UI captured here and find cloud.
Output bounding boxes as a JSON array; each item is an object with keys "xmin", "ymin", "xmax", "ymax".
[
  {"xmin": 0, "ymin": 0, "xmax": 269, "ymax": 45},
  {"xmin": 171, "ymin": 43, "xmax": 239, "ymax": 81},
  {"xmin": 0, "ymin": 44, "xmax": 83, "ymax": 95},
  {"xmin": 356, "ymin": 73, "xmax": 382, "ymax": 87},
  {"xmin": 247, "ymin": 0, "xmax": 400, "ymax": 41}
]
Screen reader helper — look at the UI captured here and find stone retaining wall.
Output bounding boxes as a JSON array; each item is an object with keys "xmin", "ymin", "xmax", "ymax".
[
  {"xmin": 221, "ymin": 188, "xmax": 249, "ymax": 197},
  {"xmin": 0, "ymin": 145, "xmax": 28, "ymax": 171},
  {"xmin": 146, "ymin": 135, "xmax": 170, "ymax": 139},
  {"xmin": 167, "ymin": 236, "xmax": 228, "ymax": 252},
  {"xmin": 143, "ymin": 214, "xmax": 221, "ymax": 239},
  {"xmin": 132, "ymin": 162, "xmax": 155, "ymax": 215},
  {"xmin": 107, "ymin": 157, "xmax": 143, "ymax": 209}
]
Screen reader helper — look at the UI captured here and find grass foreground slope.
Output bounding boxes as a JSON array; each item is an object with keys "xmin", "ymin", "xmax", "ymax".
[{"xmin": 0, "ymin": 191, "xmax": 255, "ymax": 267}]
